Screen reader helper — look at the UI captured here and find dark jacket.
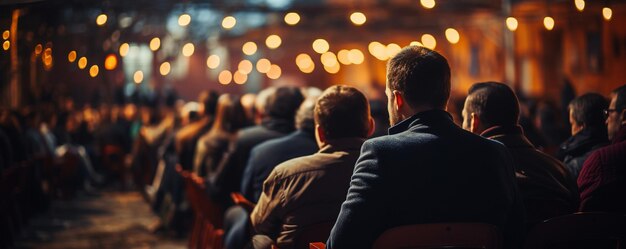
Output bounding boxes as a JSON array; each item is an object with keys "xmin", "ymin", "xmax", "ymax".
[
  {"xmin": 241, "ymin": 130, "xmax": 318, "ymax": 202},
  {"xmin": 252, "ymin": 137, "xmax": 364, "ymax": 249},
  {"xmin": 578, "ymin": 124, "xmax": 626, "ymax": 213},
  {"xmin": 558, "ymin": 127, "xmax": 609, "ymax": 179},
  {"xmin": 481, "ymin": 125, "xmax": 579, "ymax": 223},
  {"xmin": 327, "ymin": 110, "xmax": 524, "ymax": 249},
  {"xmin": 216, "ymin": 118, "xmax": 294, "ymax": 205}
]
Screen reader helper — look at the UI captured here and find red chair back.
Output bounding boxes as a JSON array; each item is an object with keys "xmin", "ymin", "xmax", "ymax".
[
  {"xmin": 372, "ymin": 223, "xmax": 501, "ymax": 249},
  {"xmin": 293, "ymin": 221, "xmax": 335, "ymax": 249},
  {"xmin": 524, "ymin": 212, "xmax": 626, "ymax": 249}
]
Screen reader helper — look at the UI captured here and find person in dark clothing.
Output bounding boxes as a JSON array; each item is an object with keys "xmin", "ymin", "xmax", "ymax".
[
  {"xmin": 578, "ymin": 84, "xmax": 626, "ymax": 213},
  {"xmin": 327, "ymin": 46, "xmax": 524, "ymax": 249},
  {"xmin": 193, "ymin": 94, "xmax": 248, "ymax": 205},
  {"xmin": 241, "ymin": 98, "xmax": 318, "ymax": 203},
  {"xmin": 217, "ymin": 86, "xmax": 304, "ymax": 203},
  {"xmin": 175, "ymin": 90, "xmax": 219, "ymax": 171},
  {"xmin": 462, "ymin": 82, "xmax": 579, "ymax": 224},
  {"xmin": 558, "ymin": 93, "xmax": 609, "ymax": 179},
  {"xmin": 251, "ymin": 85, "xmax": 373, "ymax": 249}
]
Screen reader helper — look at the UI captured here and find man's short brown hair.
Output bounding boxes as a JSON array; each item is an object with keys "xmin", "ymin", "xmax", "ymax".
[
  {"xmin": 387, "ymin": 46, "xmax": 451, "ymax": 109},
  {"xmin": 314, "ymin": 85, "xmax": 370, "ymax": 140}
]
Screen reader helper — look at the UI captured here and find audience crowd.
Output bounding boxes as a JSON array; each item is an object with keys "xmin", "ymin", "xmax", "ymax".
[{"xmin": 1, "ymin": 46, "xmax": 625, "ymax": 249}]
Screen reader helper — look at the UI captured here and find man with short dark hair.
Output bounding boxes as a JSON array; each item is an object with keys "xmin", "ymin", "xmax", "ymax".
[
  {"xmin": 462, "ymin": 82, "xmax": 579, "ymax": 224},
  {"xmin": 558, "ymin": 93, "xmax": 609, "ymax": 178},
  {"xmin": 176, "ymin": 90, "xmax": 219, "ymax": 171},
  {"xmin": 251, "ymin": 85, "xmax": 373, "ymax": 249},
  {"xmin": 327, "ymin": 47, "xmax": 524, "ymax": 249},
  {"xmin": 578, "ymin": 84, "xmax": 626, "ymax": 213}
]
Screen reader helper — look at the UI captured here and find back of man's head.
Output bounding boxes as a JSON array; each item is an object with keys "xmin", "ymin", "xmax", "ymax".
[
  {"xmin": 568, "ymin": 93, "xmax": 608, "ymax": 129},
  {"xmin": 466, "ymin": 82, "xmax": 520, "ymax": 128},
  {"xmin": 266, "ymin": 86, "xmax": 304, "ymax": 121},
  {"xmin": 387, "ymin": 46, "xmax": 451, "ymax": 109},
  {"xmin": 295, "ymin": 98, "xmax": 316, "ymax": 134},
  {"xmin": 315, "ymin": 85, "xmax": 370, "ymax": 140}
]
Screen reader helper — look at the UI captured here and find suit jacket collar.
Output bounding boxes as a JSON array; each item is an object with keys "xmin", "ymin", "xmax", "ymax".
[
  {"xmin": 388, "ymin": 109, "xmax": 453, "ymax": 135},
  {"xmin": 480, "ymin": 125, "xmax": 535, "ymax": 149},
  {"xmin": 319, "ymin": 137, "xmax": 365, "ymax": 154}
]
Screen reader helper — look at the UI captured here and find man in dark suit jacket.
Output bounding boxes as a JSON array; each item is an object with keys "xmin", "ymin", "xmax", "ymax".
[
  {"xmin": 327, "ymin": 46, "xmax": 524, "ymax": 249},
  {"xmin": 252, "ymin": 85, "xmax": 374, "ymax": 249},
  {"xmin": 462, "ymin": 82, "xmax": 579, "ymax": 224},
  {"xmin": 241, "ymin": 98, "xmax": 319, "ymax": 203}
]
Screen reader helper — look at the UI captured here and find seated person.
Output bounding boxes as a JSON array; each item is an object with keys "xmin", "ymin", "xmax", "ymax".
[
  {"xmin": 251, "ymin": 85, "xmax": 374, "ymax": 249},
  {"xmin": 462, "ymin": 82, "xmax": 579, "ymax": 223},
  {"xmin": 578, "ymin": 84, "xmax": 626, "ymax": 213}
]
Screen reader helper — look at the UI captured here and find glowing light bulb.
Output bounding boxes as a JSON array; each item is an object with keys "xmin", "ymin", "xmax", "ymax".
[
  {"xmin": 321, "ymin": 52, "xmax": 338, "ymax": 67},
  {"xmin": 445, "ymin": 28, "xmax": 460, "ymax": 44},
  {"xmin": 256, "ymin": 58, "xmax": 271, "ymax": 73},
  {"xmin": 78, "ymin": 57, "xmax": 88, "ymax": 69},
  {"xmin": 160, "ymin": 62, "xmax": 171, "ymax": 76},
  {"xmin": 178, "ymin": 14, "xmax": 191, "ymax": 27},
  {"xmin": 119, "ymin": 43, "xmax": 129, "ymax": 57},
  {"xmin": 206, "ymin": 55, "xmax": 220, "ymax": 69},
  {"xmin": 104, "ymin": 54, "xmax": 117, "ymax": 70},
  {"xmin": 265, "ymin": 35, "xmax": 282, "ymax": 49},
  {"xmin": 350, "ymin": 12, "xmax": 367, "ymax": 26},
  {"xmin": 218, "ymin": 70, "xmax": 232, "ymax": 85},
  {"xmin": 337, "ymin": 49, "xmax": 351, "ymax": 65},
  {"xmin": 506, "ymin": 17, "xmax": 519, "ymax": 31},
  {"xmin": 238, "ymin": 60, "xmax": 253, "ymax": 75},
  {"xmin": 575, "ymin": 0, "xmax": 585, "ymax": 12},
  {"xmin": 2, "ymin": 30, "xmax": 9, "ymax": 40},
  {"xmin": 267, "ymin": 65, "xmax": 282, "ymax": 79},
  {"xmin": 233, "ymin": 71, "xmax": 247, "ymax": 84},
  {"xmin": 149, "ymin": 37, "xmax": 160, "ymax": 51},
  {"xmin": 68, "ymin": 51, "xmax": 77, "ymax": 62},
  {"xmin": 133, "ymin": 71, "xmax": 144, "ymax": 84},
  {"xmin": 385, "ymin": 43, "xmax": 401, "ymax": 59},
  {"xmin": 312, "ymin": 39, "xmax": 329, "ymax": 54},
  {"xmin": 348, "ymin": 49, "xmax": 365, "ymax": 64},
  {"xmin": 421, "ymin": 0, "xmax": 436, "ymax": 9},
  {"xmin": 369, "ymin": 42, "xmax": 387, "ymax": 60},
  {"xmin": 284, "ymin": 12, "xmax": 300, "ymax": 25},
  {"xmin": 296, "ymin": 53, "xmax": 314, "ymax": 70},
  {"xmin": 96, "ymin": 14, "xmax": 107, "ymax": 26},
  {"xmin": 603, "ymin": 7, "xmax": 613, "ymax": 21},
  {"xmin": 2, "ymin": 41, "xmax": 8, "ymax": 51},
  {"xmin": 410, "ymin": 41, "xmax": 424, "ymax": 47},
  {"xmin": 421, "ymin": 34, "xmax": 437, "ymax": 49},
  {"xmin": 242, "ymin": 42, "xmax": 257, "ymax": 55},
  {"xmin": 182, "ymin": 43, "xmax": 194, "ymax": 57},
  {"xmin": 89, "ymin": 65, "xmax": 99, "ymax": 77},
  {"xmin": 544, "ymin": 16, "xmax": 555, "ymax": 31},
  {"xmin": 222, "ymin": 16, "xmax": 236, "ymax": 29}
]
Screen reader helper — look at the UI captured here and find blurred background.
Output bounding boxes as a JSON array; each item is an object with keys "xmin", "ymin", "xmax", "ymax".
[{"xmin": 1, "ymin": 0, "xmax": 625, "ymax": 108}]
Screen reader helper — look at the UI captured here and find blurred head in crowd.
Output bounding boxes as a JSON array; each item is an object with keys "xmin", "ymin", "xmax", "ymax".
[
  {"xmin": 567, "ymin": 93, "xmax": 608, "ymax": 136},
  {"xmin": 240, "ymin": 93, "xmax": 257, "ymax": 123},
  {"xmin": 462, "ymin": 82, "xmax": 520, "ymax": 134},
  {"xmin": 266, "ymin": 86, "xmax": 304, "ymax": 121},
  {"xmin": 295, "ymin": 97, "xmax": 317, "ymax": 134},
  {"xmin": 314, "ymin": 85, "xmax": 373, "ymax": 147},
  {"xmin": 198, "ymin": 90, "xmax": 219, "ymax": 117},
  {"xmin": 607, "ymin": 84, "xmax": 626, "ymax": 140},
  {"xmin": 211, "ymin": 94, "xmax": 248, "ymax": 134},
  {"xmin": 386, "ymin": 46, "xmax": 451, "ymax": 126},
  {"xmin": 254, "ymin": 87, "xmax": 277, "ymax": 124}
]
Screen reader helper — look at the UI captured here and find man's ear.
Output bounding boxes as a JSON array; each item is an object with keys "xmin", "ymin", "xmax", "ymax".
[
  {"xmin": 393, "ymin": 90, "xmax": 404, "ymax": 110},
  {"xmin": 315, "ymin": 124, "xmax": 326, "ymax": 148},
  {"xmin": 470, "ymin": 112, "xmax": 480, "ymax": 134},
  {"xmin": 620, "ymin": 109, "xmax": 626, "ymax": 125},
  {"xmin": 367, "ymin": 116, "xmax": 375, "ymax": 137}
]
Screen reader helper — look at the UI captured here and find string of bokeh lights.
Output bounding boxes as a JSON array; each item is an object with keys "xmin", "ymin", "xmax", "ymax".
[{"xmin": 0, "ymin": 0, "xmax": 616, "ymax": 85}]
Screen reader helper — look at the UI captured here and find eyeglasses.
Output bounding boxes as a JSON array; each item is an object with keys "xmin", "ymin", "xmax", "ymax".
[{"xmin": 604, "ymin": 109, "xmax": 618, "ymax": 118}]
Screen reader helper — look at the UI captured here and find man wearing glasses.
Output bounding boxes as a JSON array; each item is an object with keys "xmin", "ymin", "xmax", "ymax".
[{"xmin": 578, "ymin": 85, "xmax": 626, "ymax": 213}]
